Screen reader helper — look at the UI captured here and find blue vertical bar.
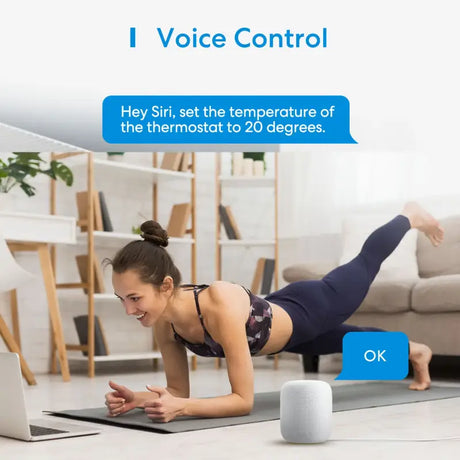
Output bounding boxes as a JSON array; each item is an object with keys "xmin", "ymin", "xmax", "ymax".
[{"xmin": 130, "ymin": 27, "xmax": 136, "ymax": 48}]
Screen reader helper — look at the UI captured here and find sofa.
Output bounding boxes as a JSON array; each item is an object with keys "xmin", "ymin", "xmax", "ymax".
[{"xmin": 282, "ymin": 214, "xmax": 460, "ymax": 366}]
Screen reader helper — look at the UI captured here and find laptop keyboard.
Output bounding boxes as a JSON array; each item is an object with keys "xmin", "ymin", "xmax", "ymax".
[{"xmin": 29, "ymin": 424, "xmax": 69, "ymax": 436}]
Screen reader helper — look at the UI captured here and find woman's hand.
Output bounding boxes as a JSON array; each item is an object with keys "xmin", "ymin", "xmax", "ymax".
[
  {"xmin": 144, "ymin": 386, "xmax": 186, "ymax": 423},
  {"xmin": 105, "ymin": 380, "xmax": 138, "ymax": 416}
]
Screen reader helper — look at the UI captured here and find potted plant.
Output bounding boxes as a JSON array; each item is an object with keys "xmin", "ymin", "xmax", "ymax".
[
  {"xmin": 243, "ymin": 152, "xmax": 266, "ymax": 175},
  {"xmin": 0, "ymin": 153, "xmax": 74, "ymax": 197},
  {"xmin": 243, "ymin": 152, "xmax": 265, "ymax": 162},
  {"xmin": 107, "ymin": 152, "xmax": 125, "ymax": 162},
  {"xmin": 131, "ymin": 212, "xmax": 149, "ymax": 235}
]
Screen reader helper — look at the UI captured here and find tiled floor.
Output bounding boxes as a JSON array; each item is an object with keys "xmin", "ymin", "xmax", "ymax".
[{"xmin": 1, "ymin": 356, "xmax": 460, "ymax": 460}]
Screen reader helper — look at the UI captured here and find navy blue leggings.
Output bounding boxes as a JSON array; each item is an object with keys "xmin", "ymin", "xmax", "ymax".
[{"xmin": 265, "ymin": 215, "xmax": 411, "ymax": 355}]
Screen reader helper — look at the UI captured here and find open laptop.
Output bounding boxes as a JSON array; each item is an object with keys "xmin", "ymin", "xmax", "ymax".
[{"xmin": 0, "ymin": 353, "xmax": 100, "ymax": 441}]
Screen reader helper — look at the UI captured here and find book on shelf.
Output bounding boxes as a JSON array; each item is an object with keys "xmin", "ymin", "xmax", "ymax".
[
  {"xmin": 76, "ymin": 190, "xmax": 104, "ymax": 232},
  {"xmin": 224, "ymin": 205, "xmax": 242, "ymax": 239},
  {"xmin": 75, "ymin": 254, "xmax": 105, "ymax": 294},
  {"xmin": 261, "ymin": 258, "xmax": 275, "ymax": 295},
  {"xmin": 218, "ymin": 204, "xmax": 235, "ymax": 239},
  {"xmin": 98, "ymin": 191, "xmax": 113, "ymax": 232},
  {"xmin": 219, "ymin": 204, "xmax": 241, "ymax": 240},
  {"xmin": 179, "ymin": 152, "xmax": 191, "ymax": 172},
  {"xmin": 160, "ymin": 152, "xmax": 183, "ymax": 171},
  {"xmin": 251, "ymin": 258, "xmax": 275, "ymax": 295},
  {"xmin": 166, "ymin": 202, "xmax": 192, "ymax": 237},
  {"xmin": 73, "ymin": 315, "xmax": 109, "ymax": 356},
  {"xmin": 251, "ymin": 257, "xmax": 266, "ymax": 293}
]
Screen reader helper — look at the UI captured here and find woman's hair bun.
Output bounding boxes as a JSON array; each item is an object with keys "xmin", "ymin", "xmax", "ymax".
[{"xmin": 140, "ymin": 220, "xmax": 169, "ymax": 247}]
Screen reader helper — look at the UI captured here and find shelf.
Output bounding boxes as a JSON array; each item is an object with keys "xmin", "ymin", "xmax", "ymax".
[
  {"xmin": 57, "ymin": 291, "xmax": 115, "ymax": 302},
  {"xmin": 215, "ymin": 152, "xmax": 279, "ymax": 368},
  {"xmin": 219, "ymin": 176, "xmax": 275, "ymax": 188},
  {"xmin": 53, "ymin": 152, "xmax": 198, "ymax": 378},
  {"xmin": 67, "ymin": 350, "xmax": 195, "ymax": 362},
  {"xmin": 0, "ymin": 211, "xmax": 76, "ymax": 244},
  {"xmin": 69, "ymin": 157, "xmax": 194, "ymax": 181},
  {"xmin": 219, "ymin": 239, "xmax": 276, "ymax": 246},
  {"xmin": 77, "ymin": 231, "xmax": 195, "ymax": 248},
  {"xmin": 94, "ymin": 293, "xmax": 117, "ymax": 301},
  {"xmin": 67, "ymin": 351, "xmax": 196, "ymax": 361}
]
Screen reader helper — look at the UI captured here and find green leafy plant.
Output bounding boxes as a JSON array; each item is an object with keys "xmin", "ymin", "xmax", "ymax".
[
  {"xmin": 131, "ymin": 212, "xmax": 150, "ymax": 235},
  {"xmin": 243, "ymin": 152, "xmax": 265, "ymax": 162},
  {"xmin": 0, "ymin": 153, "xmax": 74, "ymax": 197},
  {"xmin": 107, "ymin": 152, "xmax": 125, "ymax": 160}
]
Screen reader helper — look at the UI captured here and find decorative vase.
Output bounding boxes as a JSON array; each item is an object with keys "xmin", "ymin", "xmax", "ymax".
[
  {"xmin": 242, "ymin": 158, "xmax": 254, "ymax": 176},
  {"xmin": 243, "ymin": 152, "xmax": 266, "ymax": 173},
  {"xmin": 253, "ymin": 160, "xmax": 265, "ymax": 177}
]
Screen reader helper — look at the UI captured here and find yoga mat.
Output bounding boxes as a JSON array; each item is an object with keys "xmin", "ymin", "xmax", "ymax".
[{"xmin": 48, "ymin": 382, "xmax": 460, "ymax": 434}]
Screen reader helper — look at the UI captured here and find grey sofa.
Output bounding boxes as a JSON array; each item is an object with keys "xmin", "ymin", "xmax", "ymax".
[{"xmin": 282, "ymin": 215, "xmax": 460, "ymax": 359}]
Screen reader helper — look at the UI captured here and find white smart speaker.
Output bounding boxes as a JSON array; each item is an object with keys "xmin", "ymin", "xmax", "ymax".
[{"xmin": 280, "ymin": 380, "xmax": 332, "ymax": 443}]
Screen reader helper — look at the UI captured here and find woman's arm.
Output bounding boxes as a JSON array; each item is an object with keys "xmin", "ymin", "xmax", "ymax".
[
  {"xmin": 183, "ymin": 284, "xmax": 254, "ymax": 417},
  {"xmin": 181, "ymin": 334, "xmax": 254, "ymax": 418},
  {"xmin": 154, "ymin": 319, "xmax": 191, "ymax": 398},
  {"xmin": 145, "ymin": 283, "xmax": 254, "ymax": 421},
  {"xmin": 105, "ymin": 322, "xmax": 189, "ymax": 416},
  {"xmin": 129, "ymin": 336, "xmax": 190, "ymax": 408}
]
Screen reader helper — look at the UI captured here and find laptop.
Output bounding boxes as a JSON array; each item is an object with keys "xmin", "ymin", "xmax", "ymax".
[{"xmin": 0, "ymin": 353, "xmax": 100, "ymax": 441}]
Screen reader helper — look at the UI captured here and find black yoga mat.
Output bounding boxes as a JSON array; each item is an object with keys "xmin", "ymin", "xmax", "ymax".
[{"xmin": 48, "ymin": 382, "xmax": 460, "ymax": 434}]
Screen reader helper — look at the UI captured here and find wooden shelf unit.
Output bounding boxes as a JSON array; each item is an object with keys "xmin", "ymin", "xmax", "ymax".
[
  {"xmin": 50, "ymin": 152, "xmax": 197, "ymax": 377},
  {"xmin": 215, "ymin": 152, "xmax": 280, "ymax": 369}
]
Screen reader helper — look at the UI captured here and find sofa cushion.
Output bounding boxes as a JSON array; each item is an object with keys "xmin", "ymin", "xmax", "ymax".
[
  {"xmin": 358, "ymin": 279, "xmax": 416, "ymax": 313},
  {"xmin": 282, "ymin": 261, "xmax": 338, "ymax": 282},
  {"xmin": 340, "ymin": 214, "xmax": 419, "ymax": 282},
  {"xmin": 417, "ymin": 215, "xmax": 460, "ymax": 277},
  {"xmin": 412, "ymin": 274, "xmax": 460, "ymax": 313}
]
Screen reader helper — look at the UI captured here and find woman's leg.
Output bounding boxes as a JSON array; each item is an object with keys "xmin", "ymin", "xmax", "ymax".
[
  {"xmin": 268, "ymin": 202, "xmax": 443, "ymax": 347},
  {"xmin": 267, "ymin": 215, "xmax": 414, "ymax": 346},
  {"xmin": 284, "ymin": 323, "xmax": 432, "ymax": 391},
  {"xmin": 296, "ymin": 203, "xmax": 443, "ymax": 336},
  {"xmin": 293, "ymin": 214, "xmax": 413, "ymax": 334},
  {"xmin": 408, "ymin": 341, "xmax": 432, "ymax": 391},
  {"xmin": 284, "ymin": 323, "xmax": 384, "ymax": 355},
  {"xmin": 320, "ymin": 214, "xmax": 411, "ymax": 320}
]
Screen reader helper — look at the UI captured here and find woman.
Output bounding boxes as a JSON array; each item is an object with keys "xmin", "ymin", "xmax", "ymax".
[{"xmin": 105, "ymin": 202, "xmax": 443, "ymax": 423}]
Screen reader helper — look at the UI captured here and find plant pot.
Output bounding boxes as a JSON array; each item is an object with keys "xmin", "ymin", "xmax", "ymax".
[{"xmin": 243, "ymin": 152, "xmax": 266, "ymax": 173}]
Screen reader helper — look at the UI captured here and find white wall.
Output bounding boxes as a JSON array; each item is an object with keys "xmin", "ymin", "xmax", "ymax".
[{"xmin": 276, "ymin": 148, "xmax": 460, "ymax": 276}]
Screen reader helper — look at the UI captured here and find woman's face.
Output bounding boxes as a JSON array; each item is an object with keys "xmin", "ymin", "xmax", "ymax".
[{"xmin": 112, "ymin": 269, "xmax": 171, "ymax": 327}]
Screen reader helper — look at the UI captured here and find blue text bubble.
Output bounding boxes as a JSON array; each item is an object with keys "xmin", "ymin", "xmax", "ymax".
[
  {"xmin": 102, "ymin": 95, "xmax": 356, "ymax": 144},
  {"xmin": 335, "ymin": 332, "xmax": 409, "ymax": 380}
]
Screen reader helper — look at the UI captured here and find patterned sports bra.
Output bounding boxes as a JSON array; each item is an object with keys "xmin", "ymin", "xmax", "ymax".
[{"xmin": 171, "ymin": 284, "xmax": 273, "ymax": 358}]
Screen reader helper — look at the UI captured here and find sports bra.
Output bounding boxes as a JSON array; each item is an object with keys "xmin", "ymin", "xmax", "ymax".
[{"xmin": 171, "ymin": 284, "xmax": 273, "ymax": 358}]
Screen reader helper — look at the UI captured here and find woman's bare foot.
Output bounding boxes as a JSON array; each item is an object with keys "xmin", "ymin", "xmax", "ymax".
[
  {"xmin": 408, "ymin": 341, "xmax": 432, "ymax": 390},
  {"xmin": 402, "ymin": 201, "xmax": 444, "ymax": 246}
]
